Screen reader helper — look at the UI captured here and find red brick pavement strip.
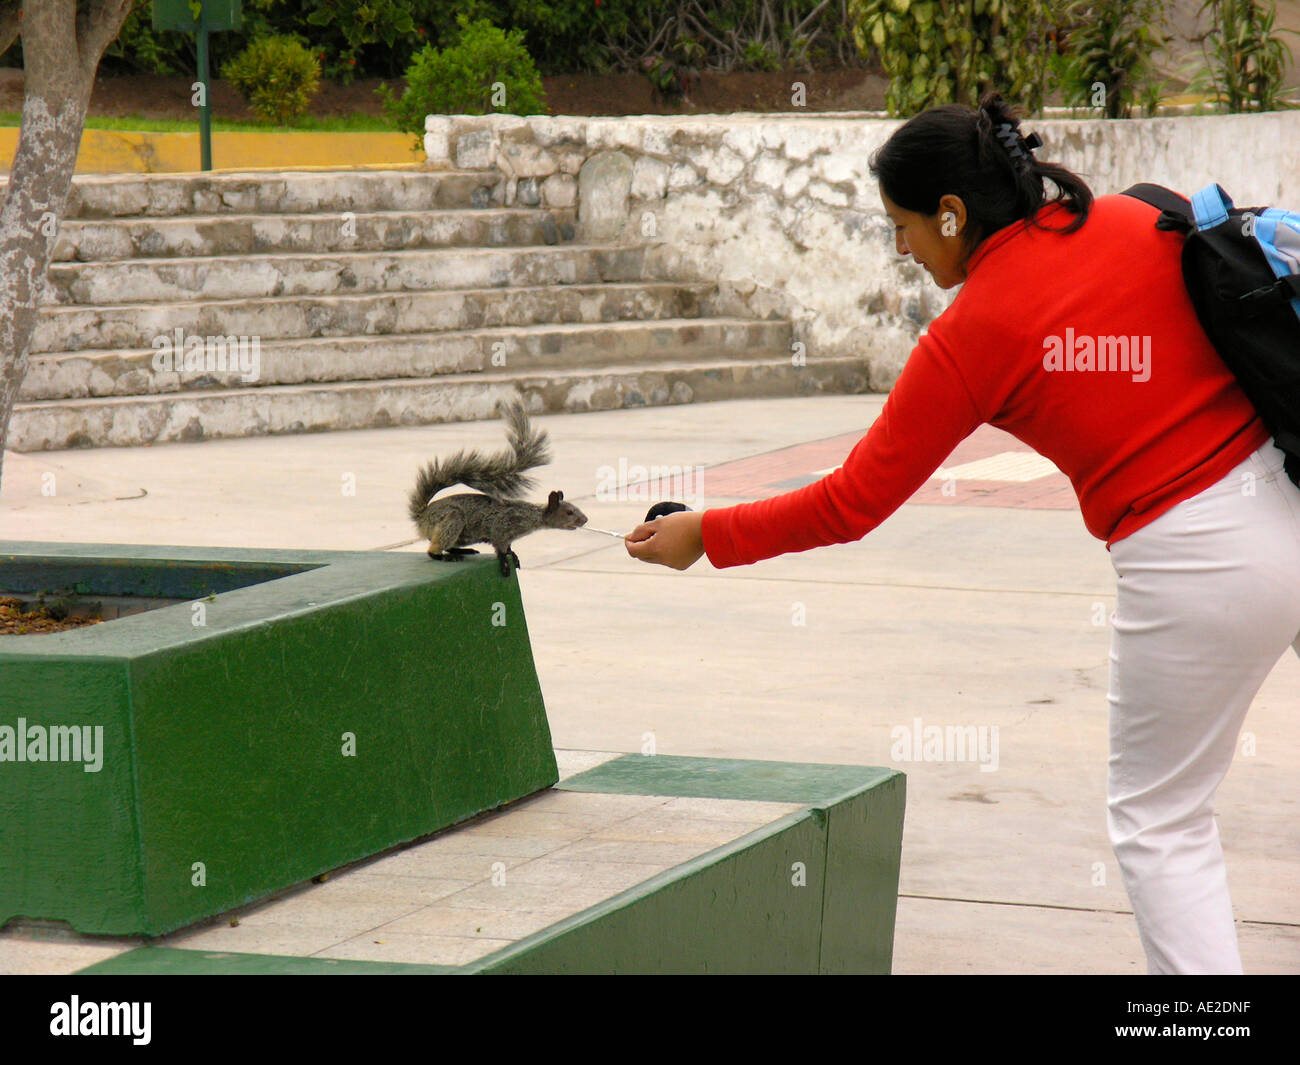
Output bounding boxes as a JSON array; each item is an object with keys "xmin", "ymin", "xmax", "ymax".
[{"xmin": 696, "ymin": 423, "xmax": 1077, "ymax": 510}]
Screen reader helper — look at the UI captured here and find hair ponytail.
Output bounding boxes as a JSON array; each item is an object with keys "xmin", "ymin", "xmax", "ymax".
[{"xmin": 869, "ymin": 91, "xmax": 1094, "ymax": 249}]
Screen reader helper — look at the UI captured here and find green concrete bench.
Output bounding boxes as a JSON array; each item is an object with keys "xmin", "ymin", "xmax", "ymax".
[{"xmin": 0, "ymin": 542, "xmax": 557, "ymax": 936}]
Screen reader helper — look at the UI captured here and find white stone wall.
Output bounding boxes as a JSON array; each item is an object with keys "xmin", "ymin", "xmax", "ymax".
[{"xmin": 425, "ymin": 110, "xmax": 1300, "ymax": 389}]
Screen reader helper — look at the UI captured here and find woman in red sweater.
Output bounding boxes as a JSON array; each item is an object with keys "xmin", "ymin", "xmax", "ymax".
[{"xmin": 625, "ymin": 92, "xmax": 1300, "ymax": 975}]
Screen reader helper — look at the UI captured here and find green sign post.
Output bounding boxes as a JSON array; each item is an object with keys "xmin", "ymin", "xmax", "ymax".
[{"xmin": 151, "ymin": 0, "xmax": 243, "ymax": 171}]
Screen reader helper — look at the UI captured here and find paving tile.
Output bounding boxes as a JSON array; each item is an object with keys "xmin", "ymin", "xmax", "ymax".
[
  {"xmin": 588, "ymin": 811, "xmax": 770, "ymax": 847},
  {"xmin": 466, "ymin": 809, "xmax": 610, "ymax": 840},
  {"xmin": 382, "ymin": 830, "xmax": 564, "ymax": 860},
  {"xmin": 434, "ymin": 877, "xmax": 620, "ymax": 914},
  {"xmin": 360, "ymin": 848, "xmax": 529, "ymax": 881},
  {"xmin": 657, "ymin": 796, "xmax": 806, "ymax": 822},
  {"xmin": 0, "ymin": 938, "xmax": 133, "ymax": 976},
  {"xmin": 164, "ymin": 920, "xmax": 350, "ymax": 957},
  {"xmin": 545, "ymin": 837, "xmax": 718, "ymax": 866},
  {"xmin": 555, "ymin": 749, "xmax": 625, "ymax": 780},
  {"xmin": 377, "ymin": 905, "xmax": 572, "ymax": 941},
  {"xmin": 279, "ymin": 870, "xmax": 473, "ymax": 906},
  {"xmin": 893, "ymin": 895, "xmax": 1300, "ymax": 975},
  {"xmin": 496, "ymin": 798, "xmax": 664, "ymax": 833},
  {"xmin": 230, "ymin": 897, "xmax": 421, "ymax": 938},
  {"xmin": 316, "ymin": 932, "xmax": 513, "ymax": 966},
  {"xmin": 513, "ymin": 789, "xmax": 671, "ymax": 818},
  {"xmin": 219, "ymin": 874, "xmax": 470, "ymax": 939},
  {"xmin": 504, "ymin": 857, "xmax": 669, "ymax": 892}
]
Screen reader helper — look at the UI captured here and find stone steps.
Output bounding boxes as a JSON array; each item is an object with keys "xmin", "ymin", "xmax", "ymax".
[
  {"xmin": 59, "ymin": 168, "xmax": 496, "ymax": 218},
  {"xmin": 45, "ymin": 244, "xmax": 653, "ymax": 305},
  {"xmin": 31, "ymin": 281, "xmax": 715, "ymax": 354},
  {"xmin": 10, "ymin": 354, "xmax": 867, "ymax": 452},
  {"xmin": 22, "ymin": 318, "xmax": 792, "ymax": 400},
  {"xmin": 53, "ymin": 207, "xmax": 576, "ymax": 262},
  {"xmin": 12, "ymin": 166, "xmax": 866, "ymax": 451}
]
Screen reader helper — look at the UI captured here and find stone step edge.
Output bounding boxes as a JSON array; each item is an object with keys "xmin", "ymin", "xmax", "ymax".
[
  {"xmin": 29, "ymin": 281, "xmax": 722, "ymax": 355},
  {"xmin": 45, "ymin": 245, "xmax": 659, "ymax": 307},
  {"xmin": 53, "ymin": 165, "xmax": 472, "ymax": 185},
  {"xmin": 14, "ymin": 353, "xmax": 860, "ymax": 412},
  {"xmin": 56, "ymin": 205, "xmax": 570, "ymax": 231},
  {"xmin": 48, "ymin": 240, "xmax": 639, "ymax": 273},
  {"xmin": 37, "ymin": 279, "xmax": 714, "ymax": 318},
  {"xmin": 0, "ymin": 167, "xmax": 481, "ymax": 191},
  {"xmin": 44, "ymin": 170, "xmax": 501, "ymax": 221},
  {"xmin": 54, "ymin": 201, "xmax": 574, "ymax": 256},
  {"xmin": 32, "ymin": 316, "xmax": 784, "ymax": 364}
]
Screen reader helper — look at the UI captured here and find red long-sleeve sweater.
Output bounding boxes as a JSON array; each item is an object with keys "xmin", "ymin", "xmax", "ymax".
[{"xmin": 702, "ymin": 193, "xmax": 1272, "ymax": 569}]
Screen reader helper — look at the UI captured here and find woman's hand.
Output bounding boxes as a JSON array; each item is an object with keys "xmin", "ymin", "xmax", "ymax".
[{"xmin": 624, "ymin": 510, "xmax": 706, "ymax": 570}]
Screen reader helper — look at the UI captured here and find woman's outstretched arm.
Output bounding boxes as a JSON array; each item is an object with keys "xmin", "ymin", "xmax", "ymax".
[{"xmin": 624, "ymin": 325, "xmax": 987, "ymax": 572}]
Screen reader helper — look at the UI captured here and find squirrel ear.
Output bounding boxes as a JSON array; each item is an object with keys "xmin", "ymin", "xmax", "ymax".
[{"xmin": 547, "ymin": 490, "xmax": 562, "ymax": 509}]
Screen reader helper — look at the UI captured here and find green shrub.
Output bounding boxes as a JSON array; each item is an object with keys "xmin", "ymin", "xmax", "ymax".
[
  {"xmin": 221, "ymin": 35, "xmax": 322, "ymax": 125},
  {"xmin": 100, "ymin": 4, "xmax": 187, "ymax": 76},
  {"xmin": 1056, "ymin": 0, "xmax": 1167, "ymax": 118},
  {"xmin": 378, "ymin": 16, "xmax": 547, "ymax": 135},
  {"xmin": 302, "ymin": 0, "xmax": 417, "ymax": 82},
  {"xmin": 1184, "ymin": 0, "xmax": 1298, "ymax": 112},
  {"xmin": 39, "ymin": 1, "xmax": 865, "ymax": 83},
  {"xmin": 848, "ymin": 0, "xmax": 1056, "ymax": 117}
]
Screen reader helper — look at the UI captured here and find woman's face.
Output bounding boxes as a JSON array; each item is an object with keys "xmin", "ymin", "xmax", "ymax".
[{"xmin": 880, "ymin": 189, "xmax": 972, "ymax": 290}]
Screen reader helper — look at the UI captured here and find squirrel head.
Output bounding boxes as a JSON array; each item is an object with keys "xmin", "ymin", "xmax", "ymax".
[{"xmin": 543, "ymin": 489, "xmax": 588, "ymax": 530}]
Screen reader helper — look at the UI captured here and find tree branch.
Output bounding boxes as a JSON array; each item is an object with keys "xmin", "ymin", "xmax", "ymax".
[
  {"xmin": 792, "ymin": 0, "xmax": 834, "ymax": 41},
  {"xmin": 78, "ymin": 0, "xmax": 136, "ymax": 74},
  {"xmin": 0, "ymin": 0, "xmax": 21, "ymax": 59}
]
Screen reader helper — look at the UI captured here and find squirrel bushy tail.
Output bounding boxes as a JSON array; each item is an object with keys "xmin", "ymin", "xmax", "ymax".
[{"xmin": 408, "ymin": 400, "xmax": 552, "ymax": 522}]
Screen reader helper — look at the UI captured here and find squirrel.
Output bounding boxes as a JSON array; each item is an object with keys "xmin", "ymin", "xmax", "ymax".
[{"xmin": 408, "ymin": 400, "xmax": 588, "ymax": 577}]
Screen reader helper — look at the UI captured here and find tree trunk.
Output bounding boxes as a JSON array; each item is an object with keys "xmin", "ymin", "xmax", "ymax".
[{"xmin": 0, "ymin": 0, "xmax": 133, "ymax": 492}]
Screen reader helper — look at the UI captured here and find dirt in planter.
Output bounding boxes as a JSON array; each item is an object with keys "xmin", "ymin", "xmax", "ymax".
[{"xmin": 0, "ymin": 596, "xmax": 104, "ymax": 635}]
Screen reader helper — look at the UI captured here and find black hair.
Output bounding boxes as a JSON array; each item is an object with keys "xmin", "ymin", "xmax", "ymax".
[{"xmin": 868, "ymin": 91, "xmax": 1093, "ymax": 251}]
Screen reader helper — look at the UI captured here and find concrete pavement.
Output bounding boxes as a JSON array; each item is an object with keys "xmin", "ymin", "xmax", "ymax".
[{"xmin": 2, "ymin": 394, "xmax": 1297, "ymax": 974}]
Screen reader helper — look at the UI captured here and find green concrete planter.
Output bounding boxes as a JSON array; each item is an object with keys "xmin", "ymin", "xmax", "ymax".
[{"xmin": 0, "ymin": 542, "xmax": 557, "ymax": 936}]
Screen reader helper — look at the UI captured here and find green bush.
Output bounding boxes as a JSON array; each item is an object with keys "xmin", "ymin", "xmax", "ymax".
[
  {"xmin": 221, "ymin": 35, "xmax": 323, "ymax": 125},
  {"xmin": 23, "ymin": 1, "xmax": 864, "ymax": 83},
  {"xmin": 99, "ymin": 4, "xmax": 186, "ymax": 76},
  {"xmin": 302, "ymin": 0, "xmax": 417, "ymax": 82},
  {"xmin": 1056, "ymin": 0, "xmax": 1167, "ymax": 119},
  {"xmin": 1184, "ymin": 0, "xmax": 1298, "ymax": 112},
  {"xmin": 379, "ymin": 16, "xmax": 547, "ymax": 135},
  {"xmin": 848, "ymin": 0, "xmax": 1056, "ymax": 117},
  {"xmin": 96, "ymin": 0, "xmax": 284, "ymax": 77}
]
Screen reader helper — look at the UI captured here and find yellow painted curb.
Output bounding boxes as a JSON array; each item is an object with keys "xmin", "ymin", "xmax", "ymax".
[{"xmin": 0, "ymin": 128, "xmax": 425, "ymax": 174}]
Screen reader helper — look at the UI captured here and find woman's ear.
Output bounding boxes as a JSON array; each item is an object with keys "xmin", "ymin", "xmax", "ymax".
[{"xmin": 937, "ymin": 194, "xmax": 967, "ymax": 238}]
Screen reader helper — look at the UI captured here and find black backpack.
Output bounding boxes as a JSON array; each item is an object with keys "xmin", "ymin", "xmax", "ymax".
[{"xmin": 1122, "ymin": 182, "xmax": 1300, "ymax": 488}]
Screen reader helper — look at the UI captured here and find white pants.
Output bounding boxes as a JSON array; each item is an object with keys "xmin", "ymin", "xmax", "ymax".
[{"xmin": 1107, "ymin": 437, "xmax": 1300, "ymax": 974}]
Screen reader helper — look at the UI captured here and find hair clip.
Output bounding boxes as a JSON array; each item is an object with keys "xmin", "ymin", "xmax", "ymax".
[{"xmin": 995, "ymin": 121, "xmax": 1022, "ymax": 156}]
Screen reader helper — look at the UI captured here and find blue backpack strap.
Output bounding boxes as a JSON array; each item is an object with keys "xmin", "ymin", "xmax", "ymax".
[
  {"xmin": 1191, "ymin": 183, "xmax": 1233, "ymax": 231},
  {"xmin": 1252, "ymin": 209, "xmax": 1300, "ymax": 318}
]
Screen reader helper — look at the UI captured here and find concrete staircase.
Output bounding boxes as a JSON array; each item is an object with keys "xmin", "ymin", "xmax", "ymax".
[{"xmin": 10, "ymin": 168, "xmax": 868, "ymax": 451}]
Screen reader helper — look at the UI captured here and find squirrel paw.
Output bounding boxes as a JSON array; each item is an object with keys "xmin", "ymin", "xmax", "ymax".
[
  {"xmin": 496, "ymin": 550, "xmax": 520, "ymax": 577},
  {"xmin": 430, "ymin": 547, "xmax": 480, "ymax": 561}
]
